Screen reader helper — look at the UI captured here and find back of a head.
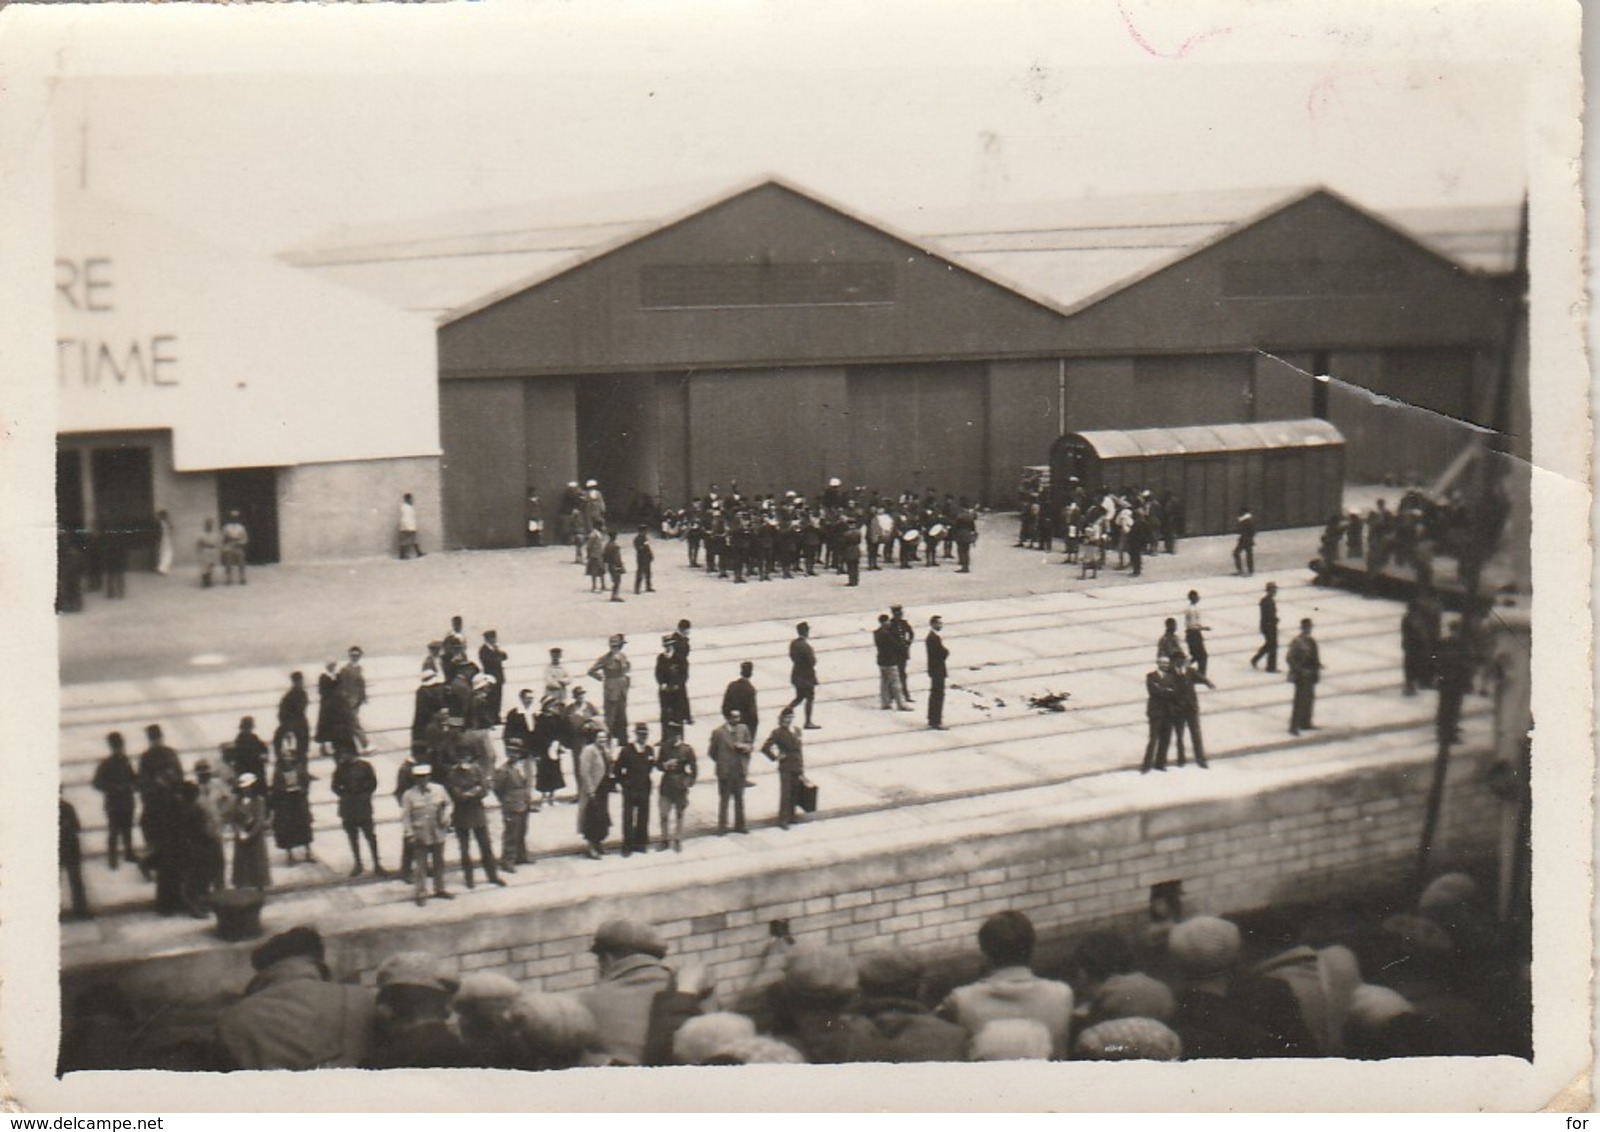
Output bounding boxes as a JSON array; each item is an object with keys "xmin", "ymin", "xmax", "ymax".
[
  {"xmin": 978, "ymin": 911, "xmax": 1035, "ymax": 969},
  {"xmin": 1075, "ymin": 1017, "xmax": 1183, "ymax": 1062},
  {"xmin": 970, "ymin": 1018, "xmax": 1052, "ymax": 1062},
  {"xmin": 855, "ymin": 946, "xmax": 926, "ymax": 1000},
  {"xmin": 506, "ymin": 992, "xmax": 599, "ymax": 1069},
  {"xmin": 782, "ymin": 943, "xmax": 859, "ymax": 1008},
  {"xmin": 720, "ymin": 1035, "xmax": 807, "ymax": 1065},
  {"xmin": 1167, "ymin": 916, "xmax": 1242, "ymax": 981},
  {"xmin": 1093, "ymin": 972, "xmax": 1176, "ymax": 1024},
  {"xmin": 671, "ymin": 1012, "xmax": 758, "ymax": 1065},
  {"xmin": 1070, "ymin": 931, "xmax": 1136, "ymax": 987}
]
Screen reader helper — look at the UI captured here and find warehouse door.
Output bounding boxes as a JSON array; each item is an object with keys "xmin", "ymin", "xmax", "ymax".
[
  {"xmin": 847, "ymin": 364, "xmax": 987, "ymax": 503},
  {"xmin": 57, "ymin": 446, "xmax": 85, "ymax": 532},
  {"xmin": 576, "ymin": 374, "xmax": 659, "ymax": 522},
  {"xmin": 217, "ymin": 468, "xmax": 280, "ymax": 565}
]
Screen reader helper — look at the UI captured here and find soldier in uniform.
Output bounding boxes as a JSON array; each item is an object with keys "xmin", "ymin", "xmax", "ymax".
[
  {"xmin": 785, "ymin": 622, "xmax": 821, "ymax": 729},
  {"xmin": 446, "ymin": 756, "xmax": 504, "ymax": 889},
  {"xmin": 655, "ymin": 724, "xmax": 697, "ymax": 853},
  {"xmin": 761, "ymin": 708, "xmax": 807, "ymax": 830},
  {"xmin": 400, "ymin": 765, "xmax": 453, "ymax": 907},
  {"xmin": 889, "ymin": 605, "xmax": 916, "ymax": 704},
  {"xmin": 953, "ymin": 501, "xmax": 978, "ymax": 574},
  {"xmin": 494, "ymin": 743, "xmax": 534, "ymax": 872},
  {"xmin": 332, "ymin": 746, "xmax": 385, "ymax": 877},
  {"xmin": 1251, "ymin": 582, "xmax": 1280, "ymax": 673},
  {"xmin": 588, "ymin": 634, "xmax": 632, "ymax": 738}
]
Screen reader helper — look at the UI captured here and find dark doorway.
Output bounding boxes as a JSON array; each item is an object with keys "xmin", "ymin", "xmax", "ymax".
[
  {"xmin": 217, "ymin": 468, "xmax": 280, "ymax": 565},
  {"xmin": 576, "ymin": 375, "xmax": 657, "ymax": 524},
  {"xmin": 57, "ymin": 446, "xmax": 85, "ymax": 532},
  {"xmin": 91, "ymin": 445, "xmax": 158, "ymax": 569}
]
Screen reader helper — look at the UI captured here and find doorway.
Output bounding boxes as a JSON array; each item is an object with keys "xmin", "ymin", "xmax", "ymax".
[
  {"xmin": 57, "ymin": 446, "xmax": 85, "ymax": 532},
  {"xmin": 216, "ymin": 468, "xmax": 280, "ymax": 564}
]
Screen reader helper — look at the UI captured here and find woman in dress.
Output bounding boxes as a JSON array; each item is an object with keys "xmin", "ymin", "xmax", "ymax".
[
  {"xmin": 270, "ymin": 735, "xmax": 316, "ymax": 864},
  {"xmin": 531, "ymin": 696, "xmax": 567, "ymax": 807},
  {"xmin": 230, "ymin": 773, "xmax": 272, "ymax": 890},
  {"xmin": 315, "ymin": 660, "xmax": 351, "ymax": 755}
]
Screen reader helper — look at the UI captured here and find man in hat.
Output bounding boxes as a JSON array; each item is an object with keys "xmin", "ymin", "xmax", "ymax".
[
  {"xmin": 400, "ymin": 765, "xmax": 454, "ymax": 907},
  {"xmin": 655, "ymin": 635, "xmax": 686, "ymax": 730},
  {"xmin": 760, "ymin": 708, "xmax": 806, "ymax": 830},
  {"xmin": 926, "ymin": 615, "xmax": 950, "ymax": 731},
  {"xmin": 493, "ymin": 741, "xmax": 534, "ymax": 871},
  {"xmin": 364, "ymin": 951, "xmax": 468, "ymax": 1068},
  {"xmin": 1141, "ymin": 654, "xmax": 1181, "ymax": 773},
  {"xmin": 614, "ymin": 723, "xmax": 656, "ymax": 857},
  {"xmin": 581, "ymin": 919, "xmax": 681, "ymax": 1066},
  {"xmin": 709, "ymin": 709, "xmax": 754, "ymax": 835},
  {"xmin": 589, "ymin": 634, "xmax": 632, "ymax": 738},
  {"xmin": 447, "ymin": 754, "xmax": 505, "ymax": 890},
  {"xmin": 452, "ymin": 972, "xmax": 523, "ymax": 1068},
  {"xmin": 720, "ymin": 661, "xmax": 759, "ymax": 744},
  {"xmin": 338, "ymin": 646, "xmax": 370, "ymax": 750},
  {"xmin": 670, "ymin": 619, "xmax": 695, "ymax": 724},
  {"xmin": 656, "ymin": 723, "xmax": 698, "ymax": 853},
  {"xmin": 478, "ymin": 631, "xmax": 508, "ymax": 722},
  {"xmin": 1251, "ymin": 581, "xmax": 1280, "ymax": 673},
  {"xmin": 785, "ymin": 622, "xmax": 821, "ymax": 729},
  {"xmin": 91, "ymin": 731, "xmax": 138, "ymax": 870},
  {"xmin": 1287, "ymin": 618, "xmax": 1323, "ymax": 736},
  {"xmin": 216, "ymin": 926, "xmax": 378, "ymax": 1070},
  {"xmin": 220, "ymin": 509, "xmax": 249, "ymax": 584},
  {"xmin": 842, "ymin": 946, "xmax": 969, "ymax": 1063},
  {"xmin": 333, "ymin": 745, "xmax": 385, "ymax": 878}
]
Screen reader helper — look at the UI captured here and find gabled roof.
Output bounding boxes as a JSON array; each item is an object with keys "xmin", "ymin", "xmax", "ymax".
[{"xmin": 285, "ymin": 176, "xmax": 1521, "ymax": 321}]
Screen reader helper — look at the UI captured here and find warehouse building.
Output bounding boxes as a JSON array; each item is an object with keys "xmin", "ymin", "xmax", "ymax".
[
  {"xmin": 296, "ymin": 176, "xmax": 1521, "ymax": 552},
  {"xmin": 55, "ymin": 194, "xmax": 443, "ymax": 567}
]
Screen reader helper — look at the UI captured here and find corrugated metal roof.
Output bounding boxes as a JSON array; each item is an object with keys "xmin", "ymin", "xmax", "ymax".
[
  {"xmin": 284, "ymin": 177, "xmax": 1520, "ymax": 319},
  {"xmin": 1067, "ymin": 418, "xmax": 1343, "ymax": 459}
]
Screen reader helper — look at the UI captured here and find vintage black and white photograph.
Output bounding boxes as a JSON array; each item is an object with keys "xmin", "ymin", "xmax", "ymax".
[{"xmin": 0, "ymin": 0, "xmax": 1589, "ymax": 1112}]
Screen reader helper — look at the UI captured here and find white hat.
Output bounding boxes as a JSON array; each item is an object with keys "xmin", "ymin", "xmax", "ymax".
[{"xmin": 236, "ymin": 772, "xmax": 258, "ymax": 789}]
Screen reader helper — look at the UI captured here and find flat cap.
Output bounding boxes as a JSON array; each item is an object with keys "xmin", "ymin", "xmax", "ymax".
[
  {"xmin": 376, "ymin": 951, "xmax": 458, "ymax": 994},
  {"xmin": 454, "ymin": 971, "xmax": 521, "ymax": 1008},
  {"xmin": 1075, "ymin": 1017, "xmax": 1183, "ymax": 1061},
  {"xmin": 251, "ymin": 925, "xmax": 324, "ymax": 972},
  {"xmin": 1167, "ymin": 916, "xmax": 1241, "ymax": 978},
  {"xmin": 590, "ymin": 919, "xmax": 666, "ymax": 959}
]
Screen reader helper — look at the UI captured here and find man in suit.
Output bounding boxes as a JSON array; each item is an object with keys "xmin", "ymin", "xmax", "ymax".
[
  {"xmin": 721, "ymin": 661, "xmax": 759, "ymax": 744},
  {"xmin": 655, "ymin": 635, "xmax": 686, "ymax": 730},
  {"xmin": 614, "ymin": 723, "xmax": 656, "ymax": 857},
  {"xmin": 338, "ymin": 646, "xmax": 370, "ymax": 750},
  {"xmin": 1287, "ymin": 619, "xmax": 1323, "ymax": 736},
  {"xmin": 1251, "ymin": 582, "xmax": 1280, "ymax": 673},
  {"xmin": 889, "ymin": 604, "xmax": 916, "ymax": 703},
  {"xmin": 761, "ymin": 708, "xmax": 806, "ymax": 830},
  {"xmin": 926, "ymin": 615, "xmax": 950, "ymax": 731},
  {"xmin": 1141, "ymin": 656, "xmax": 1181, "ymax": 773},
  {"xmin": 786, "ymin": 622, "xmax": 820, "ymax": 729},
  {"xmin": 708, "ymin": 709, "xmax": 753, "ymax": 835},
  {"xmin": 669, "ymin": 619, "xmax": 694, "ymax": 725}
]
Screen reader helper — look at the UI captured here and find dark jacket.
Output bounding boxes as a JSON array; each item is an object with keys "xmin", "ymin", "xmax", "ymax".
[
  {"xmin": 216, "ymin": 956, "xmax": 377, "ymax": 1070},
  {"xmin": 721, "ymin": 677, "xmax": 758, "ymax": 734},
  {"xmin": 614, "ymin": 742, "xmax": 656, "ymax": 799},
  {"xmin": 789, "ymin": 636, "xmax": 817, "ymax": 689},
  {"xmin": 842, "ymin": 997, "xmax": 970, "ymax": 1063},
  {"xmin": 926, "ymin": 631, "xmax": 949, "ymax": 680}
]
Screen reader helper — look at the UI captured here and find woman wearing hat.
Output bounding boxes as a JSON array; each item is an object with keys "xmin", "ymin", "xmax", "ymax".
[
  {"xmin": 271, "ymin": 738, "xmax": 316, "ymax": 865},
  {"xmin": 230, "ymin": 773, "xmax": 272, "ymax": 890}
]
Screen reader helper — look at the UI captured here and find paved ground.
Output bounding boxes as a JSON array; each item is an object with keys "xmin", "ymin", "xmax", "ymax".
[{"xmin": 59, "ymin": 505, "xmax": 1492, "ymax": 967}]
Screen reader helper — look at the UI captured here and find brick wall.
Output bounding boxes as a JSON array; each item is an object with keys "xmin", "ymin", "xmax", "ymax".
[{"xmin": 66, "ymin": 744, "xmax": 1505, "ymax": 1008}]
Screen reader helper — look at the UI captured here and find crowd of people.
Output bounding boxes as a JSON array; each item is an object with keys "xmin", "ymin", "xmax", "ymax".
[
  {"xmin": 1016, "ymin": 480, "xmax": 1189, "ymax": 580},
  {"xmin": 60, "ymin": 873, "xmax": 1529, "ymax": 1071}
]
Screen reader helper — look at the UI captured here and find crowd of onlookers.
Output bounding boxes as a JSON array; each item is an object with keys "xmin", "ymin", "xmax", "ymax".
[{"xmin": 60, "ymin": 871, "xmax": 1530, "ymax": 1071}]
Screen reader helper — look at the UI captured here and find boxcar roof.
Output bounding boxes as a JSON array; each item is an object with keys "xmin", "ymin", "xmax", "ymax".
[{"xmin": 1063, "ymin": 418, "xmax": 1344, "ymax": 460}]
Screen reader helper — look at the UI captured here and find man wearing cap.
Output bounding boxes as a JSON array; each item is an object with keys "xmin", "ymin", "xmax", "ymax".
[
  {"xmin": 1287, "ymin": 618, "xmax": 1323, "ymax": 736},
  {"xmin": 926, "ymin": 615, "xmax": 950, "ymax": 731},
  {"xmin": 581, "ymin": 920, "xmax": 681, "ymax": 1066},
  {"xmin": 720, "ymin": 661, "xmax": 759, "ymax": 744},
  {"xmin": 785, "ymin": 622, "xmax": 820, "ymax": 729},
  {"xmin": 1251, "ymin": 581, "xmax": 1280, "ymax": 673},
  {"xmin": 216, "ymin": 926, "xmax": 378, "ymax": 1070},
  {"xmin": 1142, "ymin": 654, "xmax": 1180, "ymax": 773},
  {"xmin": 364, "ymin": 951, "xmax": 469, "ymax": 1068},
  {"xmin": 494, "ymin": 741, "xmax": 534, "ymax": 872},
  {"xmin": 478, "ymin": 631, "xmax": 508, "ymax": 722},
  {"xmin": 760, "ymin": 708, "xmax": 806, "ymax": 830},
  {"xmin": 656, "ymin": 724, "xmax": 698, "ymax": 852},
  {"xmin": 655, "ymin": 635, "xmax": 686, "ymax": 730},
  {"xmin": 447, "ymin": 755, "xmax": 505, "ymax": 890},
  {"xmin": 452, "ymin": 972, "xmax": 523, "ymax": 1068},
  {"xmin": 873, "ymin": 615, "xmax": 910, "ymax": 712},
  {"xmin": 937, "ymin": 911, "xmax": 1075, "ymax": 1058},
  {"xmin": 614, "ymin": 723, "xmax": 656, "ymax": 857},
  {"xmin": 400, "ymin": 765, "xmax": 454, "ymax": 907},
  {"xmin": 709, "ymin": 709, "xmax": 754, "ymax": 835},
  {"xmin": 589, "ymin": 634, "xmax": 632, "ymax": 739},
  {"xmin": 333, "ymin": 745, "xmax": 385, "ymax": 878},
  {"xmin": 669, "ymin": 619, "xmax": 695, "ymax": 724}
]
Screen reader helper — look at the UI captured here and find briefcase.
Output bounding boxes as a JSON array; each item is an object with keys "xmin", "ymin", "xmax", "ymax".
[{"xmin": 797, "ymin": 778, "xmax": 819, "ymax": 814}]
